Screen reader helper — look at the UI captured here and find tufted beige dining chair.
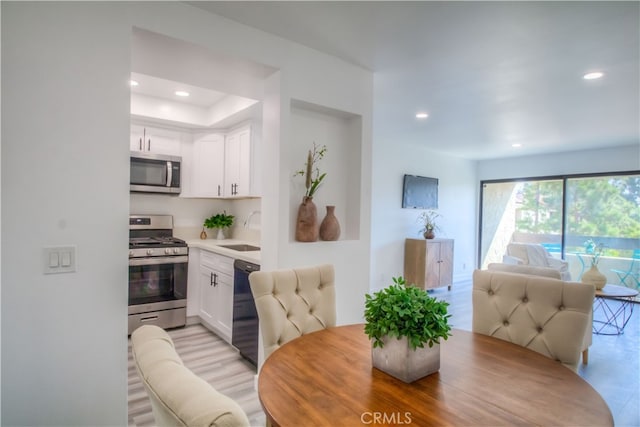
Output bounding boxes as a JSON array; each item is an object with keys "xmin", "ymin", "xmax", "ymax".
[
  {"xmin": 472, "ymin": 269, "xmax": 595, "ymax": 372},
  {"xmin": 249, "ymin": 264, "xmax": 336, "ymax": 360}
]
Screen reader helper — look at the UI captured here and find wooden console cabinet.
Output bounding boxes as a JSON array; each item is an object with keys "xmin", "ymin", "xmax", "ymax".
[{"xmin": 404, "ymin": 238, "xmax": 454, "ymax": 290}]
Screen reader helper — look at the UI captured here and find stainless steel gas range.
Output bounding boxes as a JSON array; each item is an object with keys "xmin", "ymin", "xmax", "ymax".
[{"xmin": 128, "ymin": 215, "xmax": 188, "ymax": 335}]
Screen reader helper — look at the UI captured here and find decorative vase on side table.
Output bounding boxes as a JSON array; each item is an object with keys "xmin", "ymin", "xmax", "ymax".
[
  {"xmin": 295, "ymin": 196, "xmax": 319, "ymax": 242},
  {"xmin": 319, "ymin": 205, "xmax": 340, "ymax": 241},
  {"xmin": 581, "ymin": 265, "xmax": 607, "ymax": 290}
]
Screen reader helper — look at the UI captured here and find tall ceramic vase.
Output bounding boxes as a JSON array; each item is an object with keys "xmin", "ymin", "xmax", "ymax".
[
  {"xmin": 581, "ymin": 265, "xmax": 607, "ymax": 290},
  {"xmin": 295, "ymin": 196, "xmax": 318, "ymax": 242},
  {"xmin": 319, "ymin": 205, "xmax": 341, "ymax": 241}
]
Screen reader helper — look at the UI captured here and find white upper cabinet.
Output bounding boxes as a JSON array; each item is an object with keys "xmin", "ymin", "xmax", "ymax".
[
  {"xmin": 184, "ymin": 124, "xmax": 257, "ymax": 199},
  {"xmin": 130, "ymin": 119, "xmax": 259, "ymax": 199},
  {"xmin": 130, "ymin": 124, "xmax": 182, "ymax": 156},
  {"xmin": 190, "ymin": 133, "xmax": 225, "ymax": 198},
  {"xmin": 224, "ymin": 125, "xmax": 254, "ymax": 198}
]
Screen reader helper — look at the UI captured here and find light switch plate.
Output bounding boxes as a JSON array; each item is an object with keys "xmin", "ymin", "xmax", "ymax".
[{"xmin": 43, "ymin": 246, "xmax": 76, "ymax": 274}]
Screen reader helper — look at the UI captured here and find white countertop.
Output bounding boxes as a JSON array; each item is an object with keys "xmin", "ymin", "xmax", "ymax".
[{"xmin": 186, "ymin": 238, "xmax": 260, "ymax": 264}]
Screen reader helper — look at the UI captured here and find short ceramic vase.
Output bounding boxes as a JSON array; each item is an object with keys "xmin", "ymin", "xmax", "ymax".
[
  {"xmin": 581, "ymin": 265, "xmax": 606, "ymax": 290},
  {"xmin": 319, "ymin": 205, "xmax": 340, "ymax": 241}
]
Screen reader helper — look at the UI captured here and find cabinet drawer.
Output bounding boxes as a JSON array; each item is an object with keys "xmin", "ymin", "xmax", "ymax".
[{"xmin": 200, "ymin": 250, "xmax": 234, "ymax": 275}]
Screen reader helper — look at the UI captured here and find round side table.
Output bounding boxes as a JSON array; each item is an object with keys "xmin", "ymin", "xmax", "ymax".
[{"xmin": 593, "ymin": 284, "xmax": 638, "ymax": 335}]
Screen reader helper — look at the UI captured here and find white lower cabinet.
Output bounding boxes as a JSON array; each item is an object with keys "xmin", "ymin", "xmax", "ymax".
[{"xmin": 199, "ymin": 250, "xmax": 234, "ymax": 343}]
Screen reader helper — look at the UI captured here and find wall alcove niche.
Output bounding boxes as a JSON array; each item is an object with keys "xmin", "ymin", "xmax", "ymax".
[{"xmin": 289, "ymin": 99, "xmax": 362, "ymax": 242}]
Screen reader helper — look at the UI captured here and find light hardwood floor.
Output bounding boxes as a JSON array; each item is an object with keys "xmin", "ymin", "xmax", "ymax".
[{"xmin": 128, "ymin": 279, "xmax": 639, "ymax": 427}]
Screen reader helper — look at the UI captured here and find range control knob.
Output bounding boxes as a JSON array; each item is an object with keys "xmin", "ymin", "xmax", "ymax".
[
  {"xmin": 173, "ymin": 248, "xmax": 180, "ymax": 254},
  {"xmin": 146, "ymin": 249, "xmax": 153, "ymax": 256},
  {"xmin": 129, "ymin": 250, "xmax": 134, "ymax": 257},
  {"xmin": 165, "ymin": 248, "xmax": 172, "ymax": 255}
]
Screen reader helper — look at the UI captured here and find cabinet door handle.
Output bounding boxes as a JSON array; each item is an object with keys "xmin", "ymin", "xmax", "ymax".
[
  {"xmin": 210, "ymin": 272, "xmax": 214, "ymax": 286},
  {"xmin": 213, "ymin": 273, "xmax": 218, "ymax": 286},
  {"xmin": 139, "ymin": 138, "xmax": 142, "ymax": 151},
  {"xmin": 217, "ymin": 185, "xmax": 221, "ymax": 197},
  {"xmin": 147, "ymin": 139, "xmax": 151, "ymax": 151}
]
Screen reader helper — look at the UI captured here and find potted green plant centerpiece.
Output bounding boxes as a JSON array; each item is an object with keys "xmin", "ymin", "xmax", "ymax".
[
  {"xmin": 204, "ymin": 211, "xmax": 234, "ymax": 240},
  {"xmin": 364, "ymin": 276, "xmax": 451, "ymax": 383}
]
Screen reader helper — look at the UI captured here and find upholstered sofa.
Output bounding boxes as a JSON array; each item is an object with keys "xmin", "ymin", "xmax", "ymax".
[
  {"xmin": 473, "ymin": 269, "xmax": 594, "ymax": 371},
  {"xmin": 503, "ymin": 242, "xmax": 572, "ymax": 280},
  {"xmin": 131, "ymin": 325, "xmax": 250, "ymax": 427},
  {"xmin": 488, "ymin": 262, "xmax": 563, "ymax": 279}
]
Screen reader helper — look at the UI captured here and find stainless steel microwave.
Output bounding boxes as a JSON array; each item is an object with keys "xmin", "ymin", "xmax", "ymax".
[{"xmin": 130, "ymin": 152, "xmax": 181, "ymax": 194}]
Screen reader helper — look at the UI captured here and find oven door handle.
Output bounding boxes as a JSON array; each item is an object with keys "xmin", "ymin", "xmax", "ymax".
[{"xmin": 129, "ymin": 255, "xmax": 189, "ymax": 266}]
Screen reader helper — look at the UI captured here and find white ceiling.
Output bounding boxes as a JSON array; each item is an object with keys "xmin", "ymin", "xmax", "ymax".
[
  {"xmin": 130, "ymin": 72, "xmax": 228, "ymax": 108},
  {"xmin": 185, "ymin": 1, "xmax": 639, "ymax": 160}
]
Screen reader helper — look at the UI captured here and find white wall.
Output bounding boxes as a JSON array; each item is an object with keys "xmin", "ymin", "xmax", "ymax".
[
  {"xmin": 370, "ymin": 136, "xmax": 478, "ymax": 292},
  {"xmin": 2, "ymin": 3, "xmax": 131, "ymax": 425},
  {"xmin": 1, "ymin": 2, "xmax": 373, "ymax": 424}
]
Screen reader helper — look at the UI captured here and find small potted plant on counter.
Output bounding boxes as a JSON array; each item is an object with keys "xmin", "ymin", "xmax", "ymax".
[
  {"xmin": 364, "ymin": 276, "xmax": 451, "ymax": 382},
  {"xmin": 204, "ymin": 211, "xmax": 234, "ymax": 240}
]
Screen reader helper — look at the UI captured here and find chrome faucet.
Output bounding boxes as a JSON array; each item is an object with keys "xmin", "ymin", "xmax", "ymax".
[{"xmin": 244, "ymin": 210, "xmax": 261, "ymax": 227}]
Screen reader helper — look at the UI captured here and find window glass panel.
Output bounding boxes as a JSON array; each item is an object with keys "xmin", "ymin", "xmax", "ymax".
[
  {"xmin": 481, "ymin": 172, "xmax": 639, "ymax": 286},
  {"xmin": 565, "ymin": 175, "xmax": 640, "ymax": 285},
  {"xmin": 480, "ymin": 180, "xmax": 562, "ymax": 269}
]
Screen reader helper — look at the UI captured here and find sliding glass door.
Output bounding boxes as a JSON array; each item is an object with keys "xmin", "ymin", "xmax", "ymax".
[
  {"xmin": 565, "ymin": 174, "xmax": 640, "ymax": 282},
  {"xmin": 480, "ymin": 179, "xmax": 563, "ymax": 268},
  {"xmin": 480, "ymin": 172, "xmax": 640, "ymax": 288}
]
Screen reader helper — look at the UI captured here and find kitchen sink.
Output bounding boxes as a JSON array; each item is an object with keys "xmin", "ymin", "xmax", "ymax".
[{"xmin": 219, "ymin": 244, "xmax": 260, "ymax": 252}]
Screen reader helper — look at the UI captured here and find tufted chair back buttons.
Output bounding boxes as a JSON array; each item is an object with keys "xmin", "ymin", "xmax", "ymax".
[
  {"xmin": 249, "ymin": 264, "xmax": 336, "ymax": 361},
  {"xmin": 472, "ymin": 269, "xmax": 594, "ymax": 371}
]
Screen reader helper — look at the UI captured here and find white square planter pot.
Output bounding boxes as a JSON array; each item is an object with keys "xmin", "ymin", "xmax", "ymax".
[{"xmin": 371, "ymin": 335, "xmax": 440, "ymax": 383}]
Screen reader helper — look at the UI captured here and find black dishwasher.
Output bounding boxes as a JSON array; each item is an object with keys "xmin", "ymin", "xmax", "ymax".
[{"xmin": 232, "ymin": 259, "xmax": 260, "ymax": 366}]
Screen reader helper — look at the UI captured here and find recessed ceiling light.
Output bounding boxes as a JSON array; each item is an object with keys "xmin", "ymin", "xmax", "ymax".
[
  {"xmin": 175, "ymin": 90, "xmax": 190, "ymax": 97},
  {"xmin": 129, "ymin": 80, "xmax": 139, "ymax": 87},
  {"xmin": 415, "ymin": 112, "xmax": 429, "ymax": 119},
  {"xmin": 583, "ymin": 72, "xmax": 604, "ymax": 80},
  {"xmin": 511, "ymin": 143, "xmax": 522, "ymax": 148}
]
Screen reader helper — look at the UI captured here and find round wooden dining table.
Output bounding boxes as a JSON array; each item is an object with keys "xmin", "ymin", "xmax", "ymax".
[{"xmin": 258, "ymin": 324, "xmax": 613, "ymax": 426}]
